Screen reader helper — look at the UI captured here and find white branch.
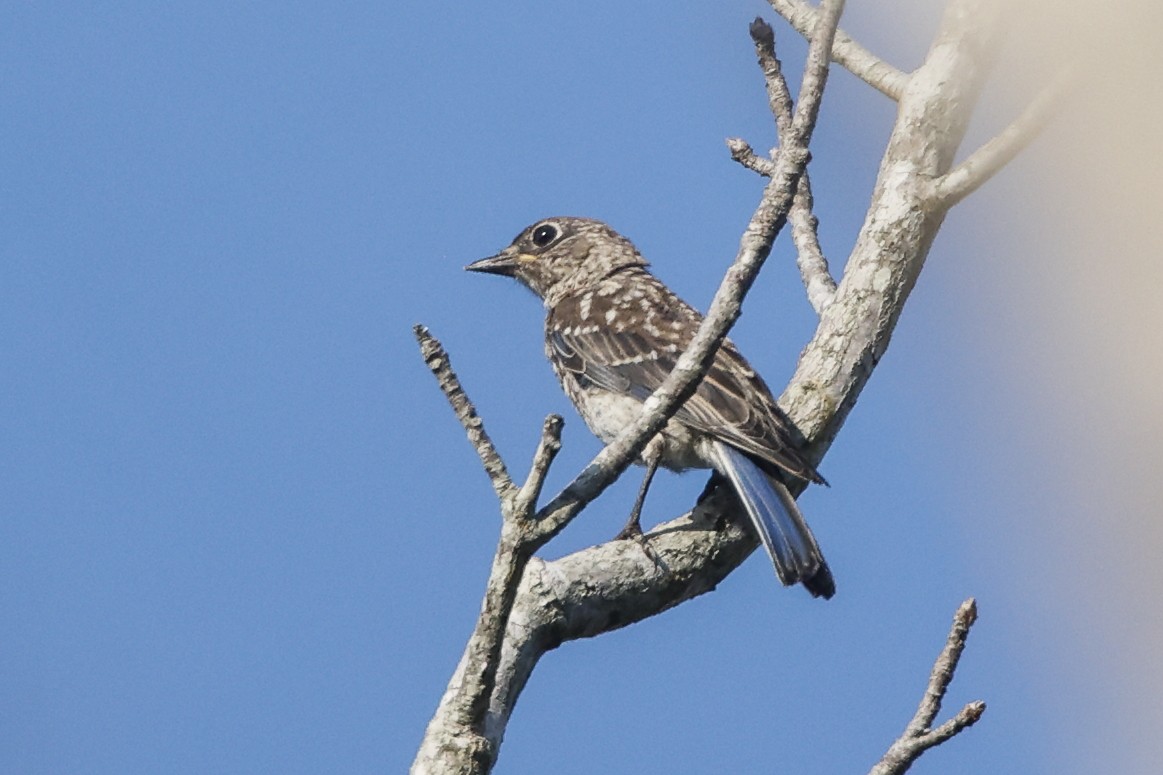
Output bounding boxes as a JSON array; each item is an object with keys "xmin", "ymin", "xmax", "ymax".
[
  {"xmin": 739, "ymin": 17, "xmax": 839, "ymax": 314},
  {"xmin": 768, "ymin": 0, "xmax": 909, "ymax": 100},
  {"xmin": 868, "ymin": 599, "xmax": 985, "ymax": 775},
  {"xmin": 929, "ymin": 71, "xmax": 1071, "ymax": 209},
  {"xmin": 728, "ymin": 136, "xmax": 836, "ymax": 314}
]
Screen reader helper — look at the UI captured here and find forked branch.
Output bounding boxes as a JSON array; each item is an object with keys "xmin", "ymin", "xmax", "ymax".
[
  {"xmin": 413, "ymin": 325, "xmax": 564, "ymax": 765},
  {"xmin": 730, "ymin": 16, "xmax": 839, "ymax": 314},
  {"xmin": 768, "ymin": 0, "xmax": 909, "ymax": 99},
  {"xmin": 929, "ymin": 72, "xmax": 1071, "ymax": 209},
  {"xmin": 869, "ymin": 599, "xmax": 986, "ymax": 775}
]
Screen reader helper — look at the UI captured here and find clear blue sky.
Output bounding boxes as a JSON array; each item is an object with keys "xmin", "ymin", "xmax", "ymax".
[{"xmin": 3, "ymin": 2, "xmax": 1157, "ymax": 773}]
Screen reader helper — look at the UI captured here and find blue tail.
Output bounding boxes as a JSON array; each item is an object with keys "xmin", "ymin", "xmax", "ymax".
[{"xmin": 710, "ymin": 441, "xmax": 834, "ymax": 599}]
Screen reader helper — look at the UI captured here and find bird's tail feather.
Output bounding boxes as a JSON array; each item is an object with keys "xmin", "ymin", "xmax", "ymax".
[{"xmin": 710, "ymin": 441, "xmax": 835, "ymax": 599}]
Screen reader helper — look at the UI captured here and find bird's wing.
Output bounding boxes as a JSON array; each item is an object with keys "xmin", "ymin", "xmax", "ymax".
[{"xmin": 548, "ymin": 296, "xmax": 825, "ymax": 485}]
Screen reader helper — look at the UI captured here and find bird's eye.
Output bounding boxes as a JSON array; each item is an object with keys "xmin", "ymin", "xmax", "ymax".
[{"xmin": 531, "ymin": 223, "xmax": 559, "ymax": 248}]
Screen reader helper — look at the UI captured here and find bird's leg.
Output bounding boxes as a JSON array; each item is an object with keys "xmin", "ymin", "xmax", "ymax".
[{"xmin": 616, "ymin": 439, "xmax": 662, "ymax": 541}]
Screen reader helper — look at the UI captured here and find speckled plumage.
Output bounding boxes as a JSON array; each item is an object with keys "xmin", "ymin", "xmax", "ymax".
[{"xmin": 467, "ymin": 217, "xmax": 833, "ymax": 598}]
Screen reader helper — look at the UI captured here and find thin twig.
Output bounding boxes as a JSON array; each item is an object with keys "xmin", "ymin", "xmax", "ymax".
[
  {"xmin": 868, "ymin": 599, "xmax": 986, "ymax": 775},
  {"xmin": 787, "ymin": 1, "xmax": 843, "ymax": 140},
  {"xmin": 727, "ymin": 137, "xmax": 836, "ymax": 314},
  {"xmin": 789, "ymin": 181, "xmax": 835, "ymax": 313},
  {"xmin": 929, "ymin": 71, "xmax": 1071, "ymax": 209},
  {"xmin": 908, "ymin": 597, "xmax": 977, "ymax": 734},
  {"xmin": 513, "ymin": 415, "xmax": 563, "ymax": 518},
  {"xmin": 727, "ymin": 137, "xmax": 775, "ymax": 176},
  {"xmin": 414, "ymin": 325, "xmax": 516, "ymax": 504},
  {"xmin": 768, "ymin": 0, "xmax": 908, "ymax": 100},
  {"xmin": 749, "ymin": 17, "xmax": 796, "ymax": 137},
  {"xmin": 925, "ymin": 701, "xmax": 987, "ymax": 746},
  {"xmin": 748, "ymin": 17, "xmax": 838, "ymax": 313}
]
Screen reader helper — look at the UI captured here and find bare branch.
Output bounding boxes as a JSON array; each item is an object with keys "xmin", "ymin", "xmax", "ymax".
[
  {"xmin": 789, "ymin": 178, "xmax": 837, "ymax": 313},
  {"xmin": 782, "ymin": 0, "xmax": 1005, "ymax": 451},
  {"xmin": 412, "ymin": 331, "xmax": 572, "ymax": 768},
  {"xmin": 727, "ymin": 136, "xmax": 775, "ymax": 176},
  {"xmin": 768, "ymin": 0, "xmax": 908, "ymax": 100},
  {"xmin": 748, "ymin": 17, "xmax": 838, "ymax": 313},
  {"xmin": 908, "ymin": 597, "xmax": 977, "ymax": 734},
  {"xmin": 926, "ymin": 700, "xmax": 987, "ymax": 746},
  {"xmin": 414, "ymin": 325, "xmax": 516, "ymax": 504},
  {"xmin": 929, "ymin": 71, "xmax": 1071, "ymax": 209},
  {"xmin": 512, "ymin": 415, "xmax": 563, "ymax": 519},
  {"xmin": 488, "ymin": 486, "xmax": 754, "ymax": 728},
  {"xmin": 868, "ymin": 599, "xmax": 985, "ymax": 775},
  {"xmin": 748, "ymin": 17, "xmax": 797, "ymax": 137},
  {"xmin": 787, "ymin": 1, "xmax": 843, "ymax": 140},
  {"xmin": 728, "ymin": 139, "xmax": 835, "ymax": 314}
]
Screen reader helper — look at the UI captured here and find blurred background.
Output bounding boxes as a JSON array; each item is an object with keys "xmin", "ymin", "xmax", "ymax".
[{"xmin": 2, "ymin": 1, "xmax": 1158, "ymax": 772}]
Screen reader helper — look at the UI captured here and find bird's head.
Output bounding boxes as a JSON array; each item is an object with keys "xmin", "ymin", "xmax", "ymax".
[{"xmin": 466, "ymin": 217, "xmax": 648, "ymax": 305}]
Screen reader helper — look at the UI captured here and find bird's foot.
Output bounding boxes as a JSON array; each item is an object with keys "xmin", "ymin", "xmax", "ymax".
[
  {"xmin": 615, "ymin": 520, "xmax": 663, "ymax": 566},
  {"xmin": 615, "ymin": 520, "xmax": 643, "ymax": 542}
]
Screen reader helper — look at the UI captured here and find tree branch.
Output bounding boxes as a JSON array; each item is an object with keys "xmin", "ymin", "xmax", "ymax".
[
  {"xmin": 740, "ymin": 16, "xmax": 839, "ymax": 313},
  {"xmin": 513, "ymin": 415, "xmax": 564, "ymax": 518},
  {"xmin": 727, "ymin": 135, "xmax": 836, "ymax": 315},
  {"xmin": 413, "ymin": 326, "xmax": 567, "ymax": 768},
  {"xmin": 768, "ymin": 0, "xmax": 909, "ymax": 100},
  {"xmin": 727, "ymin": 137, "xmax": 775, "ymax": 177},
  {"xmin": 414, "ymin": 325, "xmax": 516, "ymax": 504},
  {"xmin": 868, "ymin": 599, "xmax": 985, "ymax": 775},
  {"xmin": 929, "ymin": 71, "xmax": 1071, "ymax": 209},
  {"xmin": 782, "ymin": 0, "xmax": 1004, "ymax": 452}
]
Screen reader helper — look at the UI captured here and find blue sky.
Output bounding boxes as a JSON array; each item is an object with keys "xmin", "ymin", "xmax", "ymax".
[{"xmin": 3, "ymin": 2, "xmax": 1159, "ymax": 773}]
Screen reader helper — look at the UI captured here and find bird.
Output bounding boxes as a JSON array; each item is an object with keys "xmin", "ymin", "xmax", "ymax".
[{"xmin": 466, "ymin": 217, "xmax": 834, "ymax": 599}]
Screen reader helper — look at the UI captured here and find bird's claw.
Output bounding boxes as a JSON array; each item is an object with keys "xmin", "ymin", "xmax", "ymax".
[{"xmin": 615, "ymin": 521, "xmax": 663, "ymax": 566}]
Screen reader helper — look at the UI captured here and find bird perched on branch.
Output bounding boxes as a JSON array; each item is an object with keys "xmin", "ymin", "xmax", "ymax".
[{"xmin": 467, "ymin": 217, "xmax": 834, "ymax": 599}]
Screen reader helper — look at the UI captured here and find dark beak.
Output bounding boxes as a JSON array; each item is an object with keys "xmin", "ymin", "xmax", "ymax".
[{"xmin": 465, "ymin": 252, "xmax": 519, "ymax": 276}]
